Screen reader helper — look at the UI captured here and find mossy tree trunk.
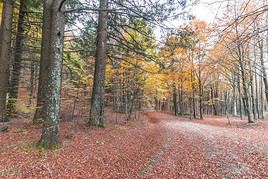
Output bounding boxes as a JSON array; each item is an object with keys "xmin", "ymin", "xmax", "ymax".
[{"xmin": 38, "ymin": 0, "xmax": 65, "ymax": 149}]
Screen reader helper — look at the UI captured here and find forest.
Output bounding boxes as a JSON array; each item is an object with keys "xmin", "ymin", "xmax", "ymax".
[{"xmin": 1, "ymin": 0, "xmax": 268, "ymax": 178}]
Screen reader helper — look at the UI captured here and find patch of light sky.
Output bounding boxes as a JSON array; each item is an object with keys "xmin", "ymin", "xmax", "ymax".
[
  {"xmin": 155, "ymin": 0, "xmax": 225, "ymax": 41},
  {"xmin": 191, "ymin": 0, "xmax": 221, "ymax": 24}
]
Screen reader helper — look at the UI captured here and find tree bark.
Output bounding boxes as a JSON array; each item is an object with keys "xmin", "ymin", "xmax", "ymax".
[
  {"xmin": 248, "ymin": 54, "xmax": 256, "ymax": 120},
  {"xmin": 198, "ymin": 68, "xmax": 203, "ymax": 119},
  {"xmin": 232, "ymin": 73, "xmax": 237, "ymax": 116},
  {"xmin": 237, "ymin": 44, "xmax": 253, "ymax": 123},
  {"xmin": 260, "ymin": 76, "xmax": 265, "ymax": 119},
  {"xmin": 253, "ymin": 46, "xmax": 260, "ymax": 119},
  {"xmin": 237, "ymin": 74, "xmax": 243, "ymax": 120},
  {"xmin": 190, "ymin": 61, "xmax": 196, "ymax": 119},
  {"xmin": 179, "ymin": 80, "xmax": 184, "ymax": 116},
  {"xmin": 7, "ymin": 0, "xmax": 27, "ymax": 115},
  {"xmin": 0, "ymin": 0, "xmax": 14, "ymax": 122},
  {"xmin": 172, "ymin": 83, "xmax": 178, "ymax": 116},
  {"xmin": 211, "ymin": 84, "xmax": 219, "ymax": 116},
  {"xmin": 38, "ymin": 0, "xmax": 65, "ymax": 149},
  {"xmin": 89, "ymin": 0, "xmax": 108, "ymax": 127},
  {"xmin": 258, "ymin": 39, "xmax": 268, "ymax": 104},
  {"xmin": 33, "ymin": 0, "xmax": 53, "ymax": 123}
]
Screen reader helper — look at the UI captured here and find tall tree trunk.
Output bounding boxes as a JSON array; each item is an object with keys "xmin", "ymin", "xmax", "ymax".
[
  {"xmin": 198, "ymin": 48, "xmax": 203, "ymax": 120},
  {"xmin": 89, "ymin": 0, "xmax": 108, "ymax": 127},
  {"xmin": 0, "ymin": 0, "xmax": 14, "ymax": 122},
  {"xmin": 249, "ymin": 55, "xmax": 256, "ymax": 120},
  {"xmin": 7, "ymin": 0, "xmax": 27, "ymax": 115},
  {"xmin": 232, "ymin": 73, "xmax": 237, "ymax": 116},
  {"xmin": 253, "ymin": 45, "xmax": 260, "ymax": 119},
  {"xmin": 258, "ymin": 39, "xmax": 268, "ymax": 104},
  {"xmin": 237, "ymin": 74, "xmax": 243, "ymax": 120},
  {"xmin": 190, "ymin": 64, "xmax": 196, "ymax": 119},
  {"xmin": 172, "ymin": 83, "xmax": 178, "ymax": 116},
  {"xmin": 198, "ymin": 76, "xmax": 203, "ymax": 119},
  {"xmin": 33, "ymin": 0, "xmax": 53, "ymax": 123},
  {"xmin": 255, "ymin": 69, "xmax": 260, "ymax": 119},
  {"xmin": 179, "ymin": 80, "xmax": 184, "ymax": 116},
  {"xmin": 237, "ymin": 45, "xmax": 253, "ymax": 123},
  {"xmin": 38, "ymin": 0, "xmax": 65, "ymax": 149},
  {"xmin": 28, "ymin": 59, "xmax": 35, "ymax": 106},
  {"xmin": 211, "ymin": 84, "xmax": 218, "ymax": 116},
  {"xmin": 260, "ymin": 76, "xmax": 265, "ymax": 119}
]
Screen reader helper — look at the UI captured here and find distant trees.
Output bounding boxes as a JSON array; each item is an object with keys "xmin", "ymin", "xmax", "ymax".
[
  {"xmin": 106, "ymin": 20, "xmax": 155, "ymax": 120},
  {"xmin": 152, "ymin": 0, "xmax": 268, "ymax": 124},
  {"xmin": 213, "ymin": 0, "xmax": 267, "ymax": 123},
  {"xmin": 83, "ymin": 0, "xmax": 187, "ymax": 126},
  {"xmin": 155, "ymin": 20, "xmax": 210, "ymax": 120}
]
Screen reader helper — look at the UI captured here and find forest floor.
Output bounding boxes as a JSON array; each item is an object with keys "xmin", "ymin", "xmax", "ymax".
[{"xmin": 1, "ymin": 112, "xmax": 268, "ymax": 178}]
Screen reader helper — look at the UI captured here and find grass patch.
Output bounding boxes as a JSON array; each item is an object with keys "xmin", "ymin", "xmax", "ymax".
[{"xmin": 0, "ymin": 167, "xmax": 21, "ymax": 177}]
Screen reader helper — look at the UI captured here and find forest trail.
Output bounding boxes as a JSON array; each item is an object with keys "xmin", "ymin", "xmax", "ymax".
[
  {"xmin": 1, "ymin": 112, "xmax": 268, "ymax": 178},
  {"xmin": 143, "ymin": 112, "xmax": 268, "ymax": 178}
]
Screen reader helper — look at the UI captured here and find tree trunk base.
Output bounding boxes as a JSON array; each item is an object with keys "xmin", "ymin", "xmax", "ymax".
[
  {"xmin": 0, "ymin": 126, "xmax": 8, "ymax": 133},
  {"xmin": 0, "ymin": 117, "xmax": 9, "ymax": 123},
  {"xmin": 38, "ymin": 125, "xmax": 61, "ymax": 149},
  {"xmin": 88, "ymin": 117, "xmax": 105, "ymax": 128}
]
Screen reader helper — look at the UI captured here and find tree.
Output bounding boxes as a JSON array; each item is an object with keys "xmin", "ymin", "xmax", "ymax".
[
  {"xmin": 38, "ymin": 0, "xmax": 65, "ymax": 149},
  {"xmin": 86, "ymin": 0, "xmax": 186, "ymax": 126},
  {"xmin": 0, "ymin": 0, "xmax": 14, "ymax": 122},
  {"xmin": 7, "ymin": 0, "xmax": 27, "ymax": 115},
  {"xmin": 89, "ymin": 0, "xmax": 108, "ymax": 127}
]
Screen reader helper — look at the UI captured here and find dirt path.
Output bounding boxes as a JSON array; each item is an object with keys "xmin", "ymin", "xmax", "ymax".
[
  {"xmin": 1, "ymin": 112, "xmax": 268, "ymax": 178},
  {"xmin": 143, "ymin": 112, "xmax": 268, "ymax": 178}
]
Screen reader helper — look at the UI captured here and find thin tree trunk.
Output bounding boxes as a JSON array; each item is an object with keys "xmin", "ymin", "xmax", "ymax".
[
  {"xmin": 232, "ymin": 73, "xmax": 237, "ymax": 116},
  {"xmin": 179, "ymin": 80, "xmax": 184, "ymax": 116},
  {"xmin": 198, "ymin": 48, "xmax": 203, "ymax": 120},
  {"xmin": 172, "ymin": 83, "xmax": 178, "ymax": 116},
  {"xmin": 260, "ymin": 76, "xmax": 265, "ymax": 119},
  {"xmin": 198, "ymin": 77, "xmax": 203, "ymax": 119},
  {"xmin": 191, "ymin": 66, "xmax": 196, "ymax": 119},
  {"xmin": 258, "ymin": 39, "xmax": 268, "ymax": 104},
  {"xmin": 237, "ymin": 74, "xmax": 243, "ymax": 120},
  {"xmin": 28, "ymin": 59, "xmax": 35, "ymax": 106},
  {"xmin": 253, "ymin": 45, "xmax": 260, "ymax": 119},
  {"xmin": 211, "ymin": 84, "xmax": 218, "ymax": 116},
  {"xmin": 0, "ymin": 0, "xmax": 14, "ymax": 122},
  {"xmin": 249, "ymin": 55, "xmax": 256, "ymax": 120},
  {"xmin": 255, "ymin": 70, "xmax": 260, "ymax": 119},
  {"xmin": 89, "ymin": 0, "xmax": 108, "ymax": 127}
]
